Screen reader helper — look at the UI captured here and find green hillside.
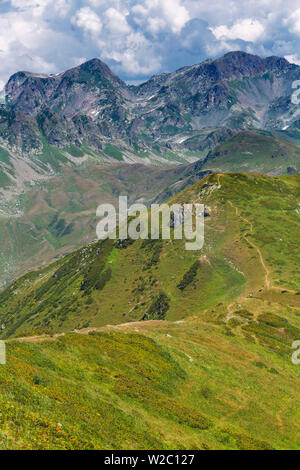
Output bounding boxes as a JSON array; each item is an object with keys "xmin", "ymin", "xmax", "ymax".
[
  {"xmin": 0, "ymin": 172, "xmax": 299, "ymax": 450},
  {"xmin": 203, "ymin": 131, "xmax": 300, "ymax": 175},
  {"xmin": 1, "ymin": 172, "xmax": 299, "ymax": 338},
  {"xmin": 1, "ymin": 313, "xmax": 300, "ymax": 450},
  {"xmin": 0, "ymin": 161, "xmax": 209, "ymax": 288}
]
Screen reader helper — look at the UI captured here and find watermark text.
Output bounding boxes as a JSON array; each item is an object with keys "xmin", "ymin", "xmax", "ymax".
[{"xmin": 96, "ymin": 197, "xmax": 205, "ymax": 251}]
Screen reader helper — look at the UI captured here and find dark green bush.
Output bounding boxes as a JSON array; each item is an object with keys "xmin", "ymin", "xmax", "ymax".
[
  {"xmin": 177, "ymin": 260, "xmax": 200, "ymax": 290},
  {"xmin": 143, "ymin": 292, "xmax": 170, "ymax": 320}
]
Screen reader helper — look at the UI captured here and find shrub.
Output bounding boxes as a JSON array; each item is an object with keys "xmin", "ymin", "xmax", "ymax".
[
  {"xmin": 141, "ymin": 239, "xmax": 163, "ymax": 269},
  {"xmin": 177, "ymin": 260, "xmax": 200, "ymax": 290},
  {"xmin": 258, "ymin": 313, "xmax": 288, "ymax": 328},
  {"xmin": 143, "ymin": 292, "xmax": 170, "ymax": 320}
]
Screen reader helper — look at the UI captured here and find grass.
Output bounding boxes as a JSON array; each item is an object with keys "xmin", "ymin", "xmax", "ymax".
[
  {"xmin": 104, "ymin": 144, "xmax": 123, "ymax": 161},
  {"xmin": 1, "ymin": 308, "xmax": 300, "ymax": 449},
  {"xmin": 203, "ymin": 131, "xmax": 300, "ymax": 175},
  {"xmin": 0, "ymin": 172, "xmax": 299, "ymax": 449},
  {"xmin": 0, "ymin": 160, "xmax": 200, "ymax": 287}
]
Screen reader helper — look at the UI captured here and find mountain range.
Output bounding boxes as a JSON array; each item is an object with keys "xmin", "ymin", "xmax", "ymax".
[
  {"xmin": 0, "ymin": 51, "xmax": 299, "ymax": 197},
  {"xmin": 4, "ymin": 51, "xmax": 300, "ymax": 149}
]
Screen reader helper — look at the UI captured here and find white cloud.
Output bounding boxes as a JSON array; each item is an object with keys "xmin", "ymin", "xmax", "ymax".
[
  {"xmin": 71, "ymin": 4, "xmax": 162, "ymax": 76},
  {"xmin": 284, "ymin": 8, "xmax": 300, "ymax": 36},
  {"xmin": 104, "ymin": 8, "xmax": 131, "ymax": 35},
  {"xmin": 0, "ymin": 0, "xmax": 299, "ymax": 85},
  {"xmin": 72, "ymin": 7, "xmax": 102, "ymax": 35},
  {"xmin": 10, "ymin": 0, "xmax": 70, "ymax": 17},
  {"xmin": 0, "ymin": 5, "xmax": 72, "ymax": 82},
  {"xmin": 87, "ymin": 0, "xmax": 108, "ymax": 7},
  {"xmin": 132, "ymin": 0, "xmax": 190, "ymax": 34},
  {"xmin": 97, "ymin": 29, "xmax": 162, "ymax": 76},
  {"xmin": 0, "ymin": 12, "xmax": 57, "ymax": 60},
  {"xmin": 212, "ymin": 18, "xmax": 265, "ymax": 42}
]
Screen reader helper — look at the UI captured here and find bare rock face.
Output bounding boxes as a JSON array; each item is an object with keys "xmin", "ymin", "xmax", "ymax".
[
  {"xmin": 5, "ymin": 58, "xmax": 127, "ymax": 116},
  {"xmin": 0, "ymin": 51, "xmax": 299, "ymax": 157}
]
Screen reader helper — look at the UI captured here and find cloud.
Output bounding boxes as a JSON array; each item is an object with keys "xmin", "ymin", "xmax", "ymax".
[
  {"xmin": 284, "ymin": 8, "xmax": 300, "ymax": 36},
  {"xmin": 9, "ymin": 0, "xmax": 71, "ymax": 18},
  {"xmin": 211, "ymin": 19, "xmax": 265, "ymax": 42},
  {"xmin": 0, "ymin": 11, "xmax": 60, "ymax": 72},
  {"xmin": 72, "ymin": 7, "xmax": 102, "ymax": 35},
  {"xmin": 0, "ymin": 0, "xmax": 299, "ymax": 88},
  {"xmin": 132, "ymin": 0, "xmax": 190, "ymax": 34},
  {"xmin": 104, "ymin": 8, "xmax": 131, "ymax": 35},
  {"xmin": 97, "ymin": 28, "xmax": 162, "ymax": 76}
]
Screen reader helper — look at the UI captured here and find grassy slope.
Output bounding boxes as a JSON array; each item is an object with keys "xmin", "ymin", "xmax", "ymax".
[
  {"xmin": 202, "ymin": 131, "xmax": 300, "ymax": 175},
  {"xmin": 0, "ymin": 162, "xmax": 202, "ymax": 288},
  {"xmin": 1, "ymin": 315, "xmax": 299, "ymax": 450},
  {"xmin": 1, "ymin": 172, "xmax": 299, "ymax": 338},
  {"xmin": 0, "ymin": 172, "xmax": 299, "ymax": 450}
]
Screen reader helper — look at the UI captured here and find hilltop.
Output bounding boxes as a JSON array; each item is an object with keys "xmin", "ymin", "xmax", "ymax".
[
  {"xmin": 0, "ymin": 128, "xmax": 299, "ymax": 288},
  {"xmin": 202, "ymin": 130, "xmax": 300, "ymax": 175}
]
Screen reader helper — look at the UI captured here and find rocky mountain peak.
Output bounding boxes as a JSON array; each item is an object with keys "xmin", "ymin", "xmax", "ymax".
[
  {"xmin": 5, "ymin": 57, "xmax": 127, "ymax": 116},
  {"xmin": 210, "ymin": 51, "xmax": 292, "ymax": 80},
  {"xmin": 61, "ymin": 58, "xmax": 126, "ymax": 88}
]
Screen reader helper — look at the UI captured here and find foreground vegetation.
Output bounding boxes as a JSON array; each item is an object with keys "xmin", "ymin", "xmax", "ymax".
[{"xmin": 1, "ymin": 298, "xmax": 300, "ymax": 450}]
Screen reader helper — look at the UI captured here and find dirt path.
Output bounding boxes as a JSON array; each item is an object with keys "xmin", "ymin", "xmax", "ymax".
[
  {"xmin": 6, "ymin": 333, "xmax": 66, "ymax": 343},
  {"xmin": 217, "ymin": 173, "xmax": 223, "ymax": 186},
  {"xmin": 218, "ymin": 174, "xmax": 296, "ymax": 294},
  {"xmin": 5, "ymin": 320, "xmax": 168, "ymax": 344},
  {"xmin": 227, "ymin": 199, "xmax": 297, "ymax": 294},
  {"xmin": 217, "ymin": 173, "xmax": 271, "ymax": 288},
  {"xmin": 227, "ymin": 200, "xmax": 271, "ymax": 290},
  {"xmin": 225, "ymin": 302, "xmax": 235, "ymax": 322}
]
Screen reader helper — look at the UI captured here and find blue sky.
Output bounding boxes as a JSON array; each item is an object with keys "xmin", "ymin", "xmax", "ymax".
[{"xmin": 0, "ymin": 0, "xmax": 299, "ymax": 88}]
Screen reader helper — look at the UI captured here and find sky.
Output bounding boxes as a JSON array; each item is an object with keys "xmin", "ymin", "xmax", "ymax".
[{"xmin": 0, "ymin": 0, "xmax": 299, "ymax": 89}]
